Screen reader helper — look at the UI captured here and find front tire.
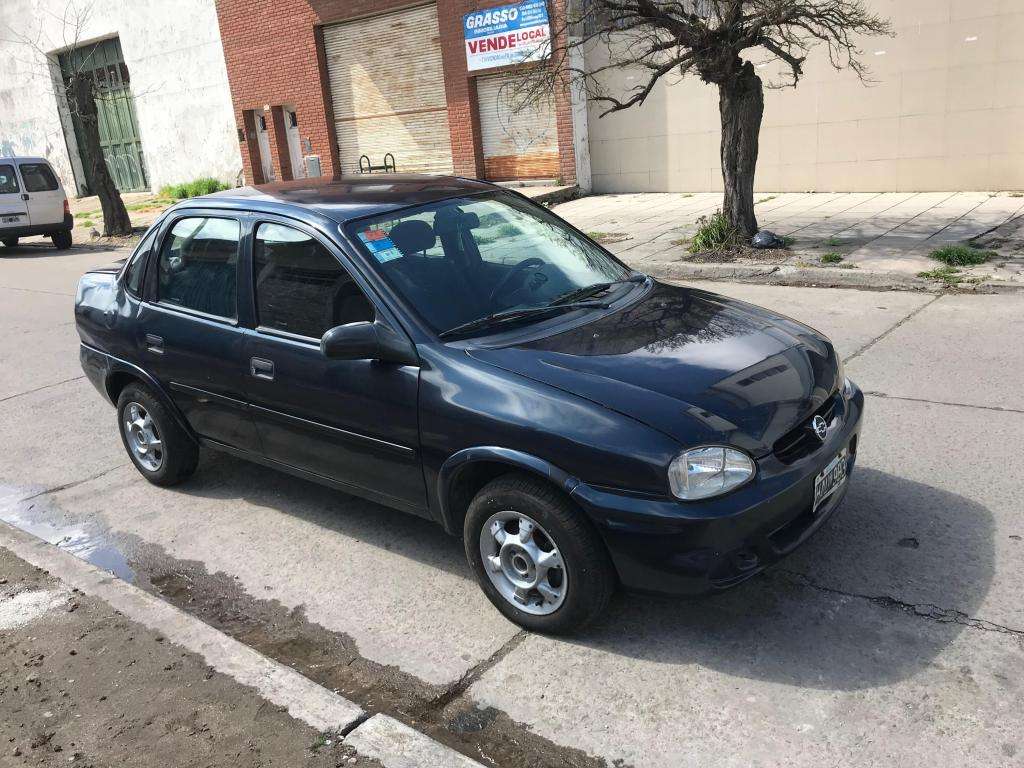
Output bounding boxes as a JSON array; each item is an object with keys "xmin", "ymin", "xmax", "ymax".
[
  {"xmin": 52, "ymin": 230, "xmax": 73, "ymax": 250},
  {"xmin": 117, "ymin": 383, "xmax": 198, "ymax": 486},
  {"xmin": 2, "ymin": 237, "xmax": 18, "ymax": 248},
  {"xmin": 465, "ymin": 473, "xmax": 615, "ymax": 633}
]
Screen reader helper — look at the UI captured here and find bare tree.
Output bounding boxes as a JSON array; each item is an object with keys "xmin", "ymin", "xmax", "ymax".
[
  {"xmin": 3, "ymin": 1, "xmax": 132, "ymax": 235},
  {"xmin": 521, "ymin": 0, "xmax": 892, "ymax": 238}
]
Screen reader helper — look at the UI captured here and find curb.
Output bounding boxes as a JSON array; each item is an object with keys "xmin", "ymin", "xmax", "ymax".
[
  {"xmin": 0, "ymin": 520, "xmax": 485, "ymax": 768},
  {"xmin": 640, "ymin": 260, "xmax": 1024, "ymax": 293}
]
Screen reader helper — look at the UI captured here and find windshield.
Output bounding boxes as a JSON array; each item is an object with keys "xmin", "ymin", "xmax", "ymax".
[{"xmin": 348, "ymin": 192, "xmax": 632, "ymax": 337}]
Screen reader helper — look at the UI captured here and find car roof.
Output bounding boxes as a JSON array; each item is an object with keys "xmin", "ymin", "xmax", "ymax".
[
  {"xmin": 0, "ymin": 156, "xmax": 51, "ymax": 165},
  {"xmin": 190, "ymin": 174, "xmax": 499, "ymax": 224}
]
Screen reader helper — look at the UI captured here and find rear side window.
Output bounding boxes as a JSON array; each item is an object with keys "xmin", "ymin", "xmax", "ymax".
[
  {"xmin": 254, "ymin": 222, "xmax": 373, "ymax": 338},
  {"xmin": 19, "ymin": 163, "xmax": 59, "ymax": 192},
  {"xmin": 124, "ymin": 226, "xmax": 159, "ymax": 296},
  {"xmin": 157, "ymin": 217, "xmax": 239, "ymax": 319},
  {"xmin": 0, "ymin": 165, "xmax": 19, "ymax": 194}
]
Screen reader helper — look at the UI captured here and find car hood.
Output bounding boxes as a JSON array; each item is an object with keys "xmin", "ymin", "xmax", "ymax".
[{"xmin": 467, "ymin": 282, "xmax": 841, "ymax": 456}]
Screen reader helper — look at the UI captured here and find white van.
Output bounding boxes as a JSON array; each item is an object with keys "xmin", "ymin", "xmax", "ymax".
[{"xmin": 0, "ymin": 157, "xmax": 73, "ymax": 250}]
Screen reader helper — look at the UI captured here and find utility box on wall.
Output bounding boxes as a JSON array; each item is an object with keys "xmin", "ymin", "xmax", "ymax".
[{"xmin": 304, "ymin": 155, "xmax": 322, "ymax": 178}]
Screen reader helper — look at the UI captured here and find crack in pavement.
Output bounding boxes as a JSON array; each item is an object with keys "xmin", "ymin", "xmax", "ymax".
[
  {"xmin": 433, "ymin": 630, "xmax": 528, "ymax": 709},
  {"xmin": 0, "ymin": 375, "xmax": 85, "ymax": 405},
  {"xmin": 864, "ymin": 390, "xmax": 1024, "ymax": 415},
  {"xmin": 843, "ymin": 293, "xmax": 943, "ymax": 364},
  {"xmin": 19, "ymin": 464, "xmax": 128, "ymax": 502},
  {"xmin": 778, "ymin": 569, "xmax": 1024, "ymax": 638}
]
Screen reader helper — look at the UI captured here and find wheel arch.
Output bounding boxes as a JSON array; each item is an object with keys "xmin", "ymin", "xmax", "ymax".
[
  {"xmin": 101, "ymin": 358, "xmax": 197, "ymax": 443},
  {"xmin": 437, "ymin": 447, "xmax": 580, "ymax": 536}
]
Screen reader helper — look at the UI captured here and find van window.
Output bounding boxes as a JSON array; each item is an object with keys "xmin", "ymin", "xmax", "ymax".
[
  {"xmin": 19, "ymin": 163, "xmax": 59, "ymax": 192},
  {"xmin": 0, "ymin": 165, "xmax": 19, "ymax": 194},
  {"xmin": 254, "ymin": 222, "xmax": 373, "ymax": 338},
  {"xmin": 157, "ymin": 217, "xmax": 239, "ymax": 319}
]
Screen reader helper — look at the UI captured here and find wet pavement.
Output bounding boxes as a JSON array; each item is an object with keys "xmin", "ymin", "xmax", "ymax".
[{"xmin": 1, "ymin": 247, "xmax": 1023, "ymax": 767}]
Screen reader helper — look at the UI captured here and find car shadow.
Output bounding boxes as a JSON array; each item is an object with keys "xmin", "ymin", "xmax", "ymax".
[
  {"xmin": 177, "ymin": 458, "xmax": 993, "ymax": 691},
  {"xmin": 573, "ymin": 466, "xmax": 995, "ymax": 690}
]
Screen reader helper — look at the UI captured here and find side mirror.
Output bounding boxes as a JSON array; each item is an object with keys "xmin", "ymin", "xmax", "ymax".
[{"xmin": 320, "ymin": 321, "xmax": 418, "ymax": 365}]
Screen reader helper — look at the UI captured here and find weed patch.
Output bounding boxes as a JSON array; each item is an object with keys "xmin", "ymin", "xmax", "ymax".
[
  {"xmin": 689, "ymin": 211, "xmax": 738, "ymax": 253},
  {"xmin": 159, "ymin": 177, "xmax": 230, "ymax": 200},
  {"xmin": 930, "ymin": 245, "xmax": 995, "ymax": 266},
  {"xmin": 821, "ymin": 252, "xmax": 844, "ymax": 264}
]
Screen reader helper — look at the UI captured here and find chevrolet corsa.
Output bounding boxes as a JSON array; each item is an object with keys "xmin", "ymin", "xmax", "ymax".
[{"xmin": 75, "ymin": 176, "xmax": 863, "ymax": 633}]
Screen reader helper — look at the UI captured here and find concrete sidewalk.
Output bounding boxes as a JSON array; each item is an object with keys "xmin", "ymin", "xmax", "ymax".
[{"xmin": 553, "ymin": 191, "xmax": 1024, "ymax": 288}]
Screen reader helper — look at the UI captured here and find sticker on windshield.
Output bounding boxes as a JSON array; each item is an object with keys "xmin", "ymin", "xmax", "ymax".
[{"xmin": 358, "ymin": 228, "xmax": 403, "ymax": 264}]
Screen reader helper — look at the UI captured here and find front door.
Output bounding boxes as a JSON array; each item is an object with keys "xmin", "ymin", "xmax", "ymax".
[
  {"xmin": 0, "ymin": 163, "xmax": 29, "ymax": 231},
  {"xmin": 138, "ymin": 212, "xmax": 260, "ymax": 452},
  {"xmin": 17, "ymin": 161, "xmax": 64, "ymax": 226},
  {"xmin": 256, "ymin": 115, "xmax": 275, "ymax": 182},
  {"xmin": 285, "ymin": 109, "xmax": 306, "ymax": 179},
  {"xmin": 241, "ymin": 219, "xmax": 425, "ymax": 511}
]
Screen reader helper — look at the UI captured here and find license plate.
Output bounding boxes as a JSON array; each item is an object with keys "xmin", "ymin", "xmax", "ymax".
[
  {"xmin": 813, "ymin": 449, "xmax": 848, "ymax": 512},
  {"xmin": 1, "ymin": 215, "xmax": 21, "ymax": 224}
]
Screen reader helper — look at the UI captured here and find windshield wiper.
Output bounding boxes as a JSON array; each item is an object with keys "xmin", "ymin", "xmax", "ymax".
[
  {"xmin": 438, "ymin": 300, "xmax": 611, "ymax": 340},
  {"xmin": 547, "ymin": 273, "xmax": 647, "ymax": 306}
]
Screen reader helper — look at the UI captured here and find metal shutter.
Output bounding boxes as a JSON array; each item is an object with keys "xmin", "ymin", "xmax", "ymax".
[
  {"xmin": 323, "ymin": 5, "xmax": 453, "ymax": 175},
  {"xmin": 476, "ymin": 71, "xmax": 558, "ymax": 181}
]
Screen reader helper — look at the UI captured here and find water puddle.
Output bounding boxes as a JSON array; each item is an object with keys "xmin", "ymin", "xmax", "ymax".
[{"xmin": 0, "ymin": 484, "xmax": 136, "ymax": 583}]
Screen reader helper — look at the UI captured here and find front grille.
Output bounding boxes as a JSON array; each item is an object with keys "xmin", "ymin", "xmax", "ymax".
[{"xmin": 773, "ymin": 393, "xmax": 841, "ymax": 464}]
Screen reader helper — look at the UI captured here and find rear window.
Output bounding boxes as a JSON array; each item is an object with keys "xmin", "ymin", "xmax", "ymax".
[
  {"xmin": 19, "ymin": 163, "xmax": 59, "ymax": 192},
  {"xmin": 0, "ymin": 165, "xmax": 19, "ymax": 194}
]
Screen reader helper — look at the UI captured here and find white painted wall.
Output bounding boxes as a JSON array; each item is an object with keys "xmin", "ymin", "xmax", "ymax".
[
  {"xmin": 0, "ymin": 0, "xmax": 241, "ymax": 195},
  {"xmin": 584, "ymin": 0, "xmax": 1024, "ymax": 193}
]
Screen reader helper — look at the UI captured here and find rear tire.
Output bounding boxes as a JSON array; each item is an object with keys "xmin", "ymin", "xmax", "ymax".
[
  {"xmin": 52, "ymin": 230, "xmax": 72, "ymax": 250},
  {"xmin": 465, "ymin": 473, "xmax": 616, "ymax": 634},
  {"xmin": 2, "ymin": 237, "xmax": 17, "ymax": 248},
  {"xmin": 117, "ymin": 383, "xmax": 199, "ymax": 486}
]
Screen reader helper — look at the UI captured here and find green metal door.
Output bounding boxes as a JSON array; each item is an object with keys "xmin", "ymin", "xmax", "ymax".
[{"xmin": 59, "ymin": 38, "xmax": 149, "ymax": 193}]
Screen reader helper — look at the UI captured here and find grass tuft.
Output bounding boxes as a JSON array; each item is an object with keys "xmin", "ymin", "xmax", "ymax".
[
  {"xmin": 929, "ymin": 244, "xmax": 995, "ymax": 266},
  {"xmin": 689, "ymin": 211, "xmax": 738, "ymax": 253},
  {"xmin": 821, "ymin": 252, "xmax": 844, "ymax": 264},
  {"xmin": 159, "ymin": 177, "xmax": 230, "ymax": 200},
  {"xmin": 80, "ymin": 219, "xmax": 94, "ymax": 228},
  {"xmin": 918, "ymin": 265, "xmax": 963, "ymax": 284}
]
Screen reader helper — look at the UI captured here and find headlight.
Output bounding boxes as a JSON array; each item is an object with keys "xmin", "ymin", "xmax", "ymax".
[{"xmin": 668, "ymin": 446, "xmax": 755, "ymax": 501}]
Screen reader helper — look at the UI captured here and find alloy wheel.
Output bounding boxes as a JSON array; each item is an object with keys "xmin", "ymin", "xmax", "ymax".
[
  {"xmin": 478, "ymin": 510, "xmax": 567, "ymax": 615},
  {"xmin": 123, "ymin": 401, "xmax": 164, "ymax": 472}
]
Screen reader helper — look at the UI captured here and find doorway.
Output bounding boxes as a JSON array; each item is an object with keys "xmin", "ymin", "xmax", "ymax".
[
  {"xmin": 255, "ymin": 113, "xmax": 275, "ymax": 182},
  {"xmin": 284, "ymin": 108, "xmax": 306, "ymax": 179}
]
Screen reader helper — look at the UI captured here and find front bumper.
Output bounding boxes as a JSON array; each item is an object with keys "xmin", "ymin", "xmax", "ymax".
[{"xmin": 571, "ymin": 385, "xmax": 865, "ymax": 595}]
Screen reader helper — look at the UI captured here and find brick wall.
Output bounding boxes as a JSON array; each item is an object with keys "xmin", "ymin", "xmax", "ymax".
[{"xmin": 215, "ymin": 0, "xmax": 576, "ymax": 185}]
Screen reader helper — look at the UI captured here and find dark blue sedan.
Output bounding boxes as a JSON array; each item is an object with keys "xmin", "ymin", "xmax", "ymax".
[{"xmin": 75, "ymin": 175, "xmax": 863, "ymax": 633}]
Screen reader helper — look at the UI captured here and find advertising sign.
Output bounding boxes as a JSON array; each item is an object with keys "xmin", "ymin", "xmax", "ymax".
[{"xmin": 463, "ymin": 0, "xmax": 551, "ymax": 72}]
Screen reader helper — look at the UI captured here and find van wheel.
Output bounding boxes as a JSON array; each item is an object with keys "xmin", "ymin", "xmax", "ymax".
[
  {"xmin": 117, "ymin": 383, "xmax": 199, "ymax": 486},
  {"xmin": 465, "ymin": 473, "xmax": 615, "ymax": 634},
  {"xmin": 2, "ymin": 237, "xmax": 17, "ymax": 248},
  {"xmin": 52, "ymin": 230, "xmax": 73, "ymax": 250}
]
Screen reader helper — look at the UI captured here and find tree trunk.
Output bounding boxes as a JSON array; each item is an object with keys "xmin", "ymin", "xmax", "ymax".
[
  {"xmin": 69, "ymin": 73, "xmax": 132, "ymax": 236},
  {"xmin": 718, "ymin": 61, "xmax": 764, "ymax": 240}
]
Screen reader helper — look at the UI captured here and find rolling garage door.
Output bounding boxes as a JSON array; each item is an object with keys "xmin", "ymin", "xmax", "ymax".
[
  {"xmin": 323, "ymin": 5, "xmax": 453, "ymax": 175},
  {"xmin": 476, "ymin": 71, "xmax": 558, "ymax": 181}
]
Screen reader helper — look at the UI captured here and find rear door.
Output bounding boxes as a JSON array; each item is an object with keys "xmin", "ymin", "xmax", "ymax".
[
  {"xmin": 137, "ymin": 211, "xmax": 261, "ymax": 452},
  {"xmin": 17, "ymin": 161, "xmax": 65, "ymax": 226},
  {"xmin": 0, "ymin": 163, "xmax": 29, "ymax": 230},
  {"xmin": 241, "ymin": 218, "xmax": 425, "ymax": 512}
]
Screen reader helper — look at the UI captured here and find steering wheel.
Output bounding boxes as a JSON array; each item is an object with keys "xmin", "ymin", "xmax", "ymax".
[{"xmin": 488, "ymin": 257, "xmax": 546, "ymax": 305}]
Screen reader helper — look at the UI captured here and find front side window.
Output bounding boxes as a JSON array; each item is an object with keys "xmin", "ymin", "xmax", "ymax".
[
  {"xmin": 0, "ymin": 165, "xmax": 19, "ymax": 194},
  {"xmin": 157, "ymin": 217, "xmax": 239, "ymax": 319},
  {"xmin": 19, "ymin": 163, "xmax": 59, "ymax": 192},
  {"xmin": 348, "ymin": 192, "xmax": 630, "ymax": 336},
  {"xmin": 254, "ymin": 222, "xmax": 373, "ymax": 339}
]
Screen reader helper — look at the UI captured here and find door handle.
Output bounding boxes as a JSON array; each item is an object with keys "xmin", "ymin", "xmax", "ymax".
[
  {"xmin": 145, "ymin": 334, "xmax": 163, "ymax": 354},
  {"xmin": 20, "ymin": 193, "xmax": 29, "ymax": 201},
  {"xmin": 250, "ymin": 357, "xmax": 275, "ymax": 381}
]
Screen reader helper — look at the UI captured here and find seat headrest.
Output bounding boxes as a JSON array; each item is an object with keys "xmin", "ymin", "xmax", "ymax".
[
  {"xmin": 389, "ymin": 220, "xmax": 436, "ymax": 256},
  {"xmin": 433, "ymin": 206, "xmax": 479, "ymax": 236}
]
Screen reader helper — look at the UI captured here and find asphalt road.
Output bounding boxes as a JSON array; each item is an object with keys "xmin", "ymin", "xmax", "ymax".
[{"xmin": 1, "ymin": 240, "xmax": 1022, "ymax": 767}]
